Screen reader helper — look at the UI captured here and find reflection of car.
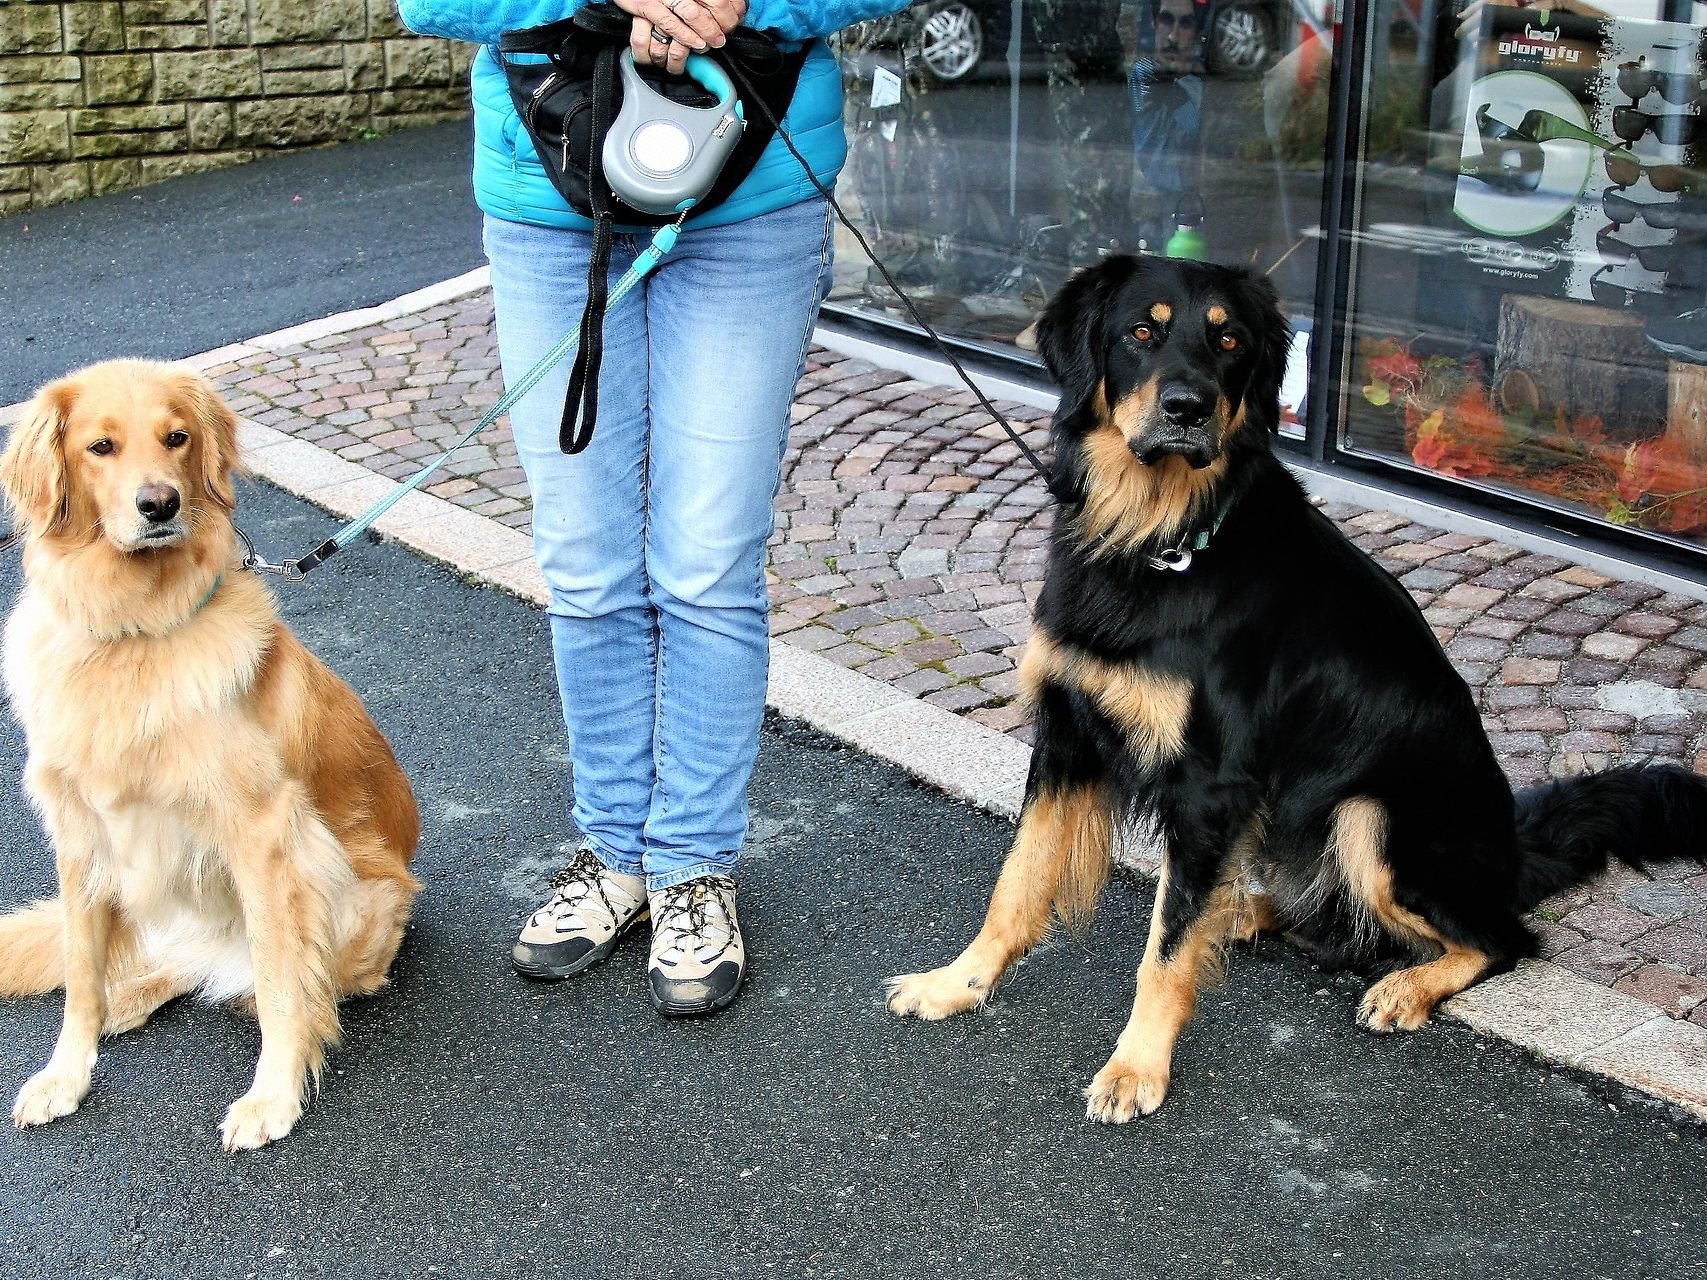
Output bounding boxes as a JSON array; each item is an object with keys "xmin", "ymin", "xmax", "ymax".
[
  {"xmin": 902, "ymin": 0, "xmax": 1284, "ymax": 85},
  {"xmin": 915, "ymin": 0, "xmax": 985, "ymax": 82},
  {"xmin": 1206, "ymin": 0, "xmax": 1280, "ymax": 77},
  {"xmin": 911, "ymin": 0, "xmax": 1125, "ymax": 83}
]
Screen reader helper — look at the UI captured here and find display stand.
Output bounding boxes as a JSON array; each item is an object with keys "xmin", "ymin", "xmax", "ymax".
[
  {"xmin": 1494, "ymin": 294, "xmax": 1667, "ymax": 440},
  {"xmin": 1666, "ymin": 360, "xmax": 1707, "ymax": 460}
]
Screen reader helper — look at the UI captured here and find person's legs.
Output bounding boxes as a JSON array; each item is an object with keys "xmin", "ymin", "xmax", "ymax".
[
  {"xmin": 640, "ymin": 197, "xmax": 834, "ymax": 889},
  {"xmin": 486, "ymin": 200, "xmax": 831, "ymax": 1005},
  {"xmin": 486, "ymin": 215, "xmax": 662, "ymax": 979},
  {"xmin": 484, "ymin": 215, "xmax": 659, "ymax": 877}
]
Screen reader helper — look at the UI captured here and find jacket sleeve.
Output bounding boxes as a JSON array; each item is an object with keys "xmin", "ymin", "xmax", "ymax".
[
  {"xmin": 397, "ymin": 0, "xmax": 910, "ymax": 48},
  {"xmin": 395, "ymin": 0, "xmax": 583, "ymax": 45},
  {"xmin": 744, "ymin": 0, "xmax": 915, "ymax": 42}
]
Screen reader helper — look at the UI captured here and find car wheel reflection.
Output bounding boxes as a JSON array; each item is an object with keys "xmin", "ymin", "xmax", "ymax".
[
  {"xmin": 1209, "ymin": 0, "xmax": 1273, "ymax": 77},
  {"xmin": 918, "ymin": 1, "xmax": 984, "ymax": 83}
]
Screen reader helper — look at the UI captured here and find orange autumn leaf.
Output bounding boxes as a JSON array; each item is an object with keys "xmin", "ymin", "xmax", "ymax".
[
  {"xmin": 1619, "ymin": 436, "xmax": 1705, "ymax": 503},
  {"xmin": 1368, "ymin": 345, "xmax": 1422, "ymax": 391},
  {"xmin": 1413, "ymin": 430, "xmax": 1447, "ymax": 471},
  {"xmin": 1664, "ymin": 490, "xmax": 1707, "ymax": 533}
]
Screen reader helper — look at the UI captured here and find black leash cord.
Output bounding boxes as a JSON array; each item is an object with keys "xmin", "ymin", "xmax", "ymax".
[{"xmin": 722, "ymin": 58, "xmax": 1064, "ymax": 499}]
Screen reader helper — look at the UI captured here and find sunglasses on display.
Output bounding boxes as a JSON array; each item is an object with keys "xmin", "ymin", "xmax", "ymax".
[
  {"xmin": 1617, "ymin": 56, "xmax": 1706, "ymax": 106},
  {"xmin": 1590, "ymin": 266, "xmax": 1685, "ymax": 314},
  {"xmin": 1595, "ymin": 223, "xmax": 1704, "ymax": 274},
  {"xmin": 1612, "ymin": 105, "xmax": 1703, "ymax": 147},
  {"xmin": 1603, "ymin": 186, "xmax": 1707, "ymax": 232},
  {"xmin": 1458, "ymin": 105, "xmax": 1616, "ymax": 194},
  {"xmin": 1603, "ymin": 149, "xmax": 1698, "ymax": 192}
]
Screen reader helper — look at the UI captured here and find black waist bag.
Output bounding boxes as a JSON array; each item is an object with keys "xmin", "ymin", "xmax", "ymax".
[{"xmin": 498, "ymin": 5, "xmax": 809, "ymax": 453}]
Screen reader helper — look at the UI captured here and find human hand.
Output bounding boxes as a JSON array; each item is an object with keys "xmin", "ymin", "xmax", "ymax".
[
  {"xmin": 620, "ymin": 0, "xmax": 748, "ymax": 70},
  {"xmin": 631, "ymin": 16, "xmax": 692, "ymax": 73}
]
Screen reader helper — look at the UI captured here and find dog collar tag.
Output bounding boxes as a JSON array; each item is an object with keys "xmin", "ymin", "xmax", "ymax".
[{"xmin": 1147, "ymin": 547, "xmax": 1194, "ymax": 572}]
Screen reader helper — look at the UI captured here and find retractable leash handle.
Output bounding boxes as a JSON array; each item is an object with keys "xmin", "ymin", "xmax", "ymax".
[{"xmin": 604, "ymin": 52, "xmax": 745, "ymax": 216}]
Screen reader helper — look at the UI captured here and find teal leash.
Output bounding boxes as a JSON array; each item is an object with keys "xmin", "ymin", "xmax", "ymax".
[{"xmin": 243, "ymin": 216, "xmax": 687, "ymax": 582}]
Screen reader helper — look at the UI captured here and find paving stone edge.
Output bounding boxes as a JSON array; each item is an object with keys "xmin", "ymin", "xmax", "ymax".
[{"xmin": 3, "ymin": 276, "xmax": 1701, "ymax": 1124}]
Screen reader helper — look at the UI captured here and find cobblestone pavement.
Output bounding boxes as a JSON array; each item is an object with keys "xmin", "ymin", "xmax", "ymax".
[{"xmin": 207, "ymin": 288, "xmax": 1707, "ymax": 1025}]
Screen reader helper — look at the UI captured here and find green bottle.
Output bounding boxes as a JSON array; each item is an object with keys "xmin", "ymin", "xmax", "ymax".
[{"xmin": 1165, "ymin": 222, "xmax": 1207, "ymax": 261}]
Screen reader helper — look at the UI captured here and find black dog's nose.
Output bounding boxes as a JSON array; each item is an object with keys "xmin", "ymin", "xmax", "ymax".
[
  {"xmin": 1159, "ymin": 384, "xmax": 1212, "ymax": 426},
  {"xmin": 136, "ymin": 484, "xmax": 180, "ymax": 523}
]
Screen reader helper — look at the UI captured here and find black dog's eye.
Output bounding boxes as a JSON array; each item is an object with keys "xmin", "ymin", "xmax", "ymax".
[
  {"xmin": 88, "ymin": 439, "xmax": 115, "ymax": 457},
  {"xmin": 1133, "ymin": 323, "xmax": 1156, "ymax": 343},
  {"xmin": 1219, "ymin": 333, "xmax": 1241, "ymax": 353},
  {"xmin": 164, "ymin": 430, "xmax": 190, "ymax": 449}
]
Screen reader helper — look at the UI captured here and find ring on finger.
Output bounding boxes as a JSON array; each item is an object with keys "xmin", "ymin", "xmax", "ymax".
[
  {"xmin": 667, "ymin": 0, "xmax": 690, "ymax": 15},
  {"xmin": 650, "ymin": 27, "xmax": 672, "ymax": 43}
]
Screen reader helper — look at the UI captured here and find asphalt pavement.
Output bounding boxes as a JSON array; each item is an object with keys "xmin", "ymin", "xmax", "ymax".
[
  {"xmin": 0, "ymin": 120, "xmax": 483, "ymax": 405},
  {"xmin": 0, "ymin": 132, "xmax": 1702, "ymax": 1280}
]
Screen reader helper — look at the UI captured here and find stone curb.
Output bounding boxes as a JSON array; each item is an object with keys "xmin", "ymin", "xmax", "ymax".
[
  {"xmin": 7, "ymin": 278, "xmax": 1703, "ymax": 1123},
  {"xmin": 184, "ymin": 267, "xmax": 495, "ymax": 370}
]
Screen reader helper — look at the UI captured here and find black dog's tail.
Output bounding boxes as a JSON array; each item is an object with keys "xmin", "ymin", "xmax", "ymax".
[{"xmin": 1513, "ymin": 762, "xmax": 1707, "ymax": 911}]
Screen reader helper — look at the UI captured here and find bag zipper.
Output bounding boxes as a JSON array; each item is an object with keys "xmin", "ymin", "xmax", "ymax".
[
  {"xmin": 523, "ymin": 71, "xmax": 561, "ymax": 133},
  {"xmin": 557, "ymin": 100, "xmax": 591, "ymax": 172}
]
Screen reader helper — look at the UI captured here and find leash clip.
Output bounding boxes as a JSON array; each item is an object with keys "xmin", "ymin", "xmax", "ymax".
[
  {"xmin": 1146, "ymin": 547, "xmax": 1194, "ymax": 572},
  {"xmin": 235, "ymin": 526, "xmax": 306, "ymax": 583},
  {"xmin": 242, "ymin": 551, "xmax": 307, "ymax": 583}
]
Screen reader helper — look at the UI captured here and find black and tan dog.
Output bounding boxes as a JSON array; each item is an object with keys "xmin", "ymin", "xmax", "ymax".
[{"xmin": 887, "ymin": 254, "xmax": 1707, "ymax": 1122}]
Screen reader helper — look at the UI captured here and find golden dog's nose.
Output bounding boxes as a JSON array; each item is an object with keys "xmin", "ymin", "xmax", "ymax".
[{"xmin": 135, "ymin": 484, "xmax": 180, "ymax": 524}]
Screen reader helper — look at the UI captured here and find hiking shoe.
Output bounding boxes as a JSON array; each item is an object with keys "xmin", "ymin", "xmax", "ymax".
[
  {"xmin": 512, "ymin": 844, "xmax": 649, "ymax": 980},
  {"xmin": 647, "ymin": 875, "xmax": 745, "ymax": 1017},
  {"xmin": 1646, "ymin": 307, "xmax": 1707, "ymax": 364}
]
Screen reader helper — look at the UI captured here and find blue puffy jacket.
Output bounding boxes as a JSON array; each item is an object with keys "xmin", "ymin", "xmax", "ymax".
[{"xmin": 397, "ymin": 0, "xmax": 906, "ymax": 230}]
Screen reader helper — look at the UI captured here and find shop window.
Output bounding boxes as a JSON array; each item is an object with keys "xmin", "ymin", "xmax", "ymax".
[
  {"xmin": 826, "ymin": 0, "xmax": 1337, "ymax": 430},
  {"xmin": 1343, "ymin": 0, "xmax": 1707, "ymax": 553}
]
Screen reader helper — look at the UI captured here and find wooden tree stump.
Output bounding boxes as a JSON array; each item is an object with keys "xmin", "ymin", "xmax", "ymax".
[
  {"xmin": 1494, "ymin": 295, "xmax": 1667, "ymax": 442},
  {"xmin": 1666, "ymin": 360, "xmax": 1707, "ymax": 460}
]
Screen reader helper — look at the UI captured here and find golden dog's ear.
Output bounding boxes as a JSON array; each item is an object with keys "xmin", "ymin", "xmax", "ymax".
[
  {"xmin": 171, "ymin": 369, "xmax": 241, "ymax": 511},
  {"xmin": 0, "ymin": 379, "xmax": 75, "ymax": 535}
]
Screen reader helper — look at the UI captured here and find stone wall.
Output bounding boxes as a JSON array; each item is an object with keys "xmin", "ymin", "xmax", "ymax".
[{"xmin": 0, "ymin": 1, "xmax": 474, "ymax": 215}]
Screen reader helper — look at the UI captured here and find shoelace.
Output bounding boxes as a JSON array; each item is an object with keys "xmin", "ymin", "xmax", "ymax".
[
  {"xmin": 652, "ymin": 877, "xmax": 737, "ymax": 963},
  {"xmin": 542, "ymin": 846, "xmax": 632, "ymax": 929}
]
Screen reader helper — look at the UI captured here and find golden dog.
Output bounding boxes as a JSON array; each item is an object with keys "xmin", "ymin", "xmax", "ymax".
[{"xmin": 0, "ymin": 360, "xmax": 420, "ymax": 1150}]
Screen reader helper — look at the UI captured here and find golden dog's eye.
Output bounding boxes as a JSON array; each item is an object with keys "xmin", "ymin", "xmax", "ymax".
[
  {"xmin": 88, "ymin": 439, "xmax": 114, "ymax": 457},
  {"xmin": 1219, "ymin": 333, "xmax": 1240, "ymax": 353},
  {"xmin": 164, "ymin": 430, "xmax": 190, "ymax": 449},
  {"xmin": 1133, "ymin": 324, "xmax": 1155, "ymax": 343}
]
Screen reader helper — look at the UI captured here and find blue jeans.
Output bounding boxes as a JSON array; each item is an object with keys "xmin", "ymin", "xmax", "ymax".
[{"xmin": 483, "ymin": 199, "xmax": 833, "ymax": 890}]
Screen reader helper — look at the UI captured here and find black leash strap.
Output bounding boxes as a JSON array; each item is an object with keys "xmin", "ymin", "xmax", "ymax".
[{"xmin": 560, "ymin": 42, "xmax": 619, "ymax": 455}]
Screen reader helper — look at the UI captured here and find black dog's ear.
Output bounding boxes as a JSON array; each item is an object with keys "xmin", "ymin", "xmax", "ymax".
[
  {"xmin": 1227, "ymin": 267, "xmax": 1291, "ymax": 433},
  {"xmin": 1036, "ymin": 255, "xmax": 1140, "ymax": 424}
]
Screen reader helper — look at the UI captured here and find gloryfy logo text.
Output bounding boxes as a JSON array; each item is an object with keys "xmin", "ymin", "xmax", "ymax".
[{"xmin": 1462, "ymin": 239, "xmax": 1561, "ymax": 272}]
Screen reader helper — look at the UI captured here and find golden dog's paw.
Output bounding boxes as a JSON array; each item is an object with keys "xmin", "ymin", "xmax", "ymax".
[
  {"xmin": 1357, "ymin": 972, "xmax": 1437, "ymax": 1034},
  {"xmin": 1083, "ymin": 1057, "xmax": 1170, "ymax": 1124},
  {"xmin": 885, "ymin": 966, "xmax": 989, "ymax": 1021},
  {"xmin": 12, "ymin": 1066, "xmax": 91, "ymax": 1129},
  {"xmin": 219, "ymin": 1089, "xmax": 303, "ymax": 1152}
]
